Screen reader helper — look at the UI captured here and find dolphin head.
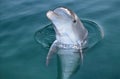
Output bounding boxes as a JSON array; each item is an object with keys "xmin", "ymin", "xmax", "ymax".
[
  {"xmin": 46, "ymin": 7, "xmax": 88, "ymax": 44},
  {"xmin": 46, "ymin": 7, "xmax": 79, "ymax": 33}
]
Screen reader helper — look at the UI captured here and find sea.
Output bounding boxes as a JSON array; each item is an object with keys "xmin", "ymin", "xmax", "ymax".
[{"xmin": 0, "ymin": 0, "xmax": 120, "ymax": 79}]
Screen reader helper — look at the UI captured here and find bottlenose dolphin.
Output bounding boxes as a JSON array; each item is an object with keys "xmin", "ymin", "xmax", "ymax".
[
  {"xmin": 46, "ymin": 7, "xmax": 88, "ymax": 79},
  {"xmin": 46, "ymin": 7, "xmax": 88, "ymax": 64}
]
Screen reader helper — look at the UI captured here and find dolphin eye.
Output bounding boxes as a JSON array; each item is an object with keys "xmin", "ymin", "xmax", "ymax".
[{"xmin": 73, "ymin": 20, "xmax": 76, "ymax": 23}]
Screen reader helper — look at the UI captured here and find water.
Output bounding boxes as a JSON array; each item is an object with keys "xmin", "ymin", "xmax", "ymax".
[{"xmin": 0, "ymin": 0, "xmax": 120, "ymax": 79}]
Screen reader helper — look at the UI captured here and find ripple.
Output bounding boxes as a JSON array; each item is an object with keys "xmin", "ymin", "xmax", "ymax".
[{"xmin": 34, "ymin": 19, "xmax": 104, "ymax": 50}]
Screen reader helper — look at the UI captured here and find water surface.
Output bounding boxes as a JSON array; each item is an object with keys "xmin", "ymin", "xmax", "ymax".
[{"xmin": 0, "ymin": 0, "xmax": 120, "ymax": 79}]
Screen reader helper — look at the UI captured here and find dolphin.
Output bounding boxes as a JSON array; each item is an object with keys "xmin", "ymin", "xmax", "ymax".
[{"xmin": 46, "ymin": 7, "xmax": 88, "ymax": 79}]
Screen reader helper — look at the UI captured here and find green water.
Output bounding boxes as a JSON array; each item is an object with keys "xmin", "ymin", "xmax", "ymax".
[{"xmin": 0, "ymin": 0, "xmax": 120, "ymax": 79}]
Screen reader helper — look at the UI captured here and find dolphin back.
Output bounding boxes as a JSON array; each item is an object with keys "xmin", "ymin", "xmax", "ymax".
[{"xmin": 57, "ymin": 48, "xmax": 81, "ymax": 79}]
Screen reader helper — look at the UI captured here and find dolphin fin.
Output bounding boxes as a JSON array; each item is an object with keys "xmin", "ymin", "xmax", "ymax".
[
  {"xmin": 46, "ymin": 40, "xmax": 58, "ymax": 66},
  {"xmin": 79, "ymin": 48, "xmax": 83, "ymax": 64},
  {"xmin": 77, "ymin": 41, "xmax": 83, "ymax": 64}
]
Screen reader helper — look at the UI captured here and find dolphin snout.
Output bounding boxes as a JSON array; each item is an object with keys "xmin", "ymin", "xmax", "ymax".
[
  {"xmin": 46, "ymin": 10, "xmax": 59, "ymax": 20},
  {"xmin": 46, "ymin": 10, "xmax": 54, "ymax": 19}
]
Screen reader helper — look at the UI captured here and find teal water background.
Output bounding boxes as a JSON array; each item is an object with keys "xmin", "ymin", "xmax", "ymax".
[{"xmin": 0, "ymin": 0, "xmax": 120, "ymax": 79}]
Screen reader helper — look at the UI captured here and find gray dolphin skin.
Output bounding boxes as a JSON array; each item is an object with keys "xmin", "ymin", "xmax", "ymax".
[{"xmin": 46, "ymin": 7, "xmax": 88, "ymax": 79}]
